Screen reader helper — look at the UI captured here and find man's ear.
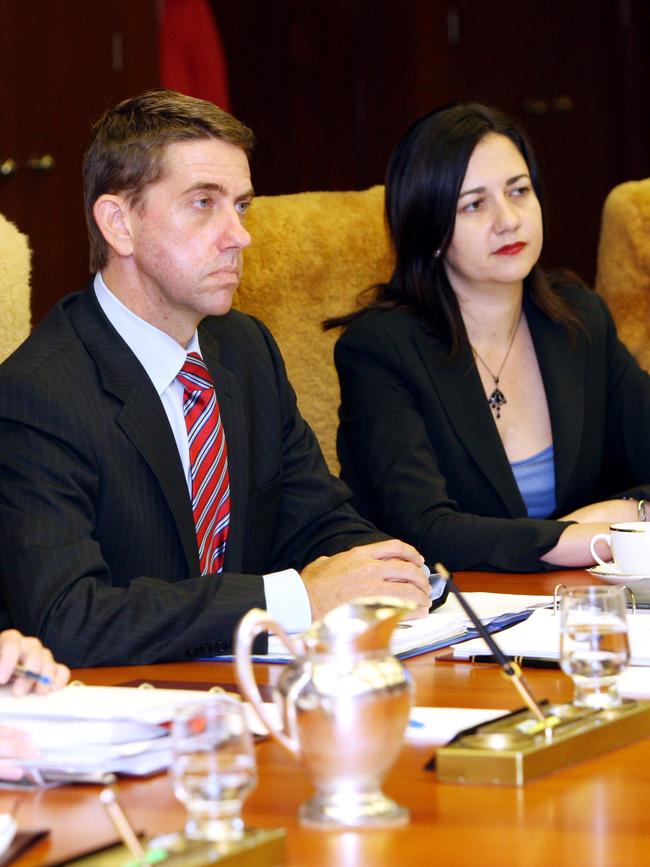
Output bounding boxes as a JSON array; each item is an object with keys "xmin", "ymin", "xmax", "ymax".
[{"xmin": 93, "ymin": 194, "xmax": 134, "ymax": 258}]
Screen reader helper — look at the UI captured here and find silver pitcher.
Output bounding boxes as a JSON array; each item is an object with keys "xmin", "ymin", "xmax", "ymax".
[{"xmin": 235, "ymin": 596, "xmax": 414, "ymax": 829}]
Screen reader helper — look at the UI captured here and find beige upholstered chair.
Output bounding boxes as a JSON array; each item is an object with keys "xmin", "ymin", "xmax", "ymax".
[
  {"xmin": 235, "ymin": 186, "xmax": 392, "ymax": 470},
  {"xmin": 236, "ymin": 179, "xmax": 650, "ymax": 472},
  {"xmin": 0, "ymin": 212, "xmax": 31, "ymax": 362},
  {"xmin": 596, "ymin": 178, "xmax": 650, "ymax": 371}
]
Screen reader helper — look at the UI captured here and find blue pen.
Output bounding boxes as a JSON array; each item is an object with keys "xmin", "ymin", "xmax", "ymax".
[{"xmin": 12, "ymin": 665, "xmax": 51, "ymax": 685}]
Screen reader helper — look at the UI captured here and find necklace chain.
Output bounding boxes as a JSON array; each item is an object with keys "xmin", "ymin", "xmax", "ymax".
[{"xmin": 471, "ymin": 312, "xmax": 522, "ymax": 419}]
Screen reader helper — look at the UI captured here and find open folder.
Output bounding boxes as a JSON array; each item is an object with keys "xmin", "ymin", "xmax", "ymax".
[
  {"xmin": 451, "ymin": 607, "xmax": 650, "ymax": 665},
  {"xmin": 203, "ymin": 592, "xmax": 554, "ymax": 662}
]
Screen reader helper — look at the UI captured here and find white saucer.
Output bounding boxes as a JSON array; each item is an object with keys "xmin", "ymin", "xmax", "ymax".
[{"xmin": 587, "ymin": 563, "xmax": 650, "ymax": 584}]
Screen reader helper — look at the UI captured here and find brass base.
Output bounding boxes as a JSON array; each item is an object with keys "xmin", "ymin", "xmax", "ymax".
[
  {"xmin": 148, "ymin": 827, "xmax": 286, "ymax": 867},
  {"xmin": 64, "ymin": 827, "xmax": 285, "ymax": 866},
  {"xmin": 436, "ymin": 699, "xmax": 650, "ymax": 786}
]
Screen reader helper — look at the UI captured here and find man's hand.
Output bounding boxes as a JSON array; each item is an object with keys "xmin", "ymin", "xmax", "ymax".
[
  {"xmin": 0, "ymin": 629, "xmax": 70, "ymax": 696},
  {"xmin": 300, "ymin": 539, "xmax": 431, "ymax": 622}
]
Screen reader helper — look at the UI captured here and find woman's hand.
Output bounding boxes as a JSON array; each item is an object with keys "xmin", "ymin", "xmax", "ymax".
[
  {"xmin": 559, "ymin": 499, "xmax": 639, "ymax": 525},
  {"xmin": 0, "ymin": 629, "xmax": 70, "ymax": 696},
  {"xmin": 547, "ymin": 498, "xmax": 647, "ymax": 567},
  {"xmin": 542, "ymin": 522, "xmax": 612, "ymax": 567}
]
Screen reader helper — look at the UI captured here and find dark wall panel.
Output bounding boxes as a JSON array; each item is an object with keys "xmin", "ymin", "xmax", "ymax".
[{"xmin": 215, "ymin": 0, "xmax": 650, "ymax": 282}]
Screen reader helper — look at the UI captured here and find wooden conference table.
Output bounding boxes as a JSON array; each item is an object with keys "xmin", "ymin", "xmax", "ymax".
[{"xmin": 4, "ymin": 569, "xmax": 650, "ymax": 867}]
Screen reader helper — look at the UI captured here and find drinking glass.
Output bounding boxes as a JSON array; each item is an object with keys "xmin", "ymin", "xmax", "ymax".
[
  {"xmin": 171, "ymin": 697, "xmax": 257, "ymax": 843},
  {"xmin": 559, "ymin": 586, "xmax": 630, "ymax": 709}
]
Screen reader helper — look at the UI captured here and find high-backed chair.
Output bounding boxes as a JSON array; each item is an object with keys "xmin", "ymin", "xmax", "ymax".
[
  {"xmin": 596, "ymin": 178, "xmax": 650, "ymax": 371},
  {"xmin": 235, "ymin": 186, "xmax": 392, "ymax": 470},
  {"xmin": 0, "ymin": 212, "xmax": 31, "ymax": 362}
]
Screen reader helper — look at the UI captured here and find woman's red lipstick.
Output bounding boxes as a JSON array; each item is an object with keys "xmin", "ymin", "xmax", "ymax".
[{"xmin": 494, "ymin": 242, "xmax": 527, "ymax": 256}]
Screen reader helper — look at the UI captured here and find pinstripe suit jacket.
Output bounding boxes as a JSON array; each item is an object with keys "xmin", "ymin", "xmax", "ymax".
[{"xmin": 0, "ymin": 285, "xmax": 380, "ymax": 666}]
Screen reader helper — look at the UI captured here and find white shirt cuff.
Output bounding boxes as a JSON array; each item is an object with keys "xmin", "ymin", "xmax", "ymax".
[{"xmin": 262, "ymin": 568, "xmax": 311, "ymax": 634}]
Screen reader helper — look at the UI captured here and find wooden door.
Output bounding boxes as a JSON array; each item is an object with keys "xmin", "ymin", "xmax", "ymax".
[
  {"xmin": 216, "ymin": 0, "xmax": 648, "ymax": 285},
  {"xmin": 0, "ymin": 0, "xmax": 159, "ymax": 324},
  {"xmin": 445, "ymin": 0, "xmax": 650, "ymax": 283}
]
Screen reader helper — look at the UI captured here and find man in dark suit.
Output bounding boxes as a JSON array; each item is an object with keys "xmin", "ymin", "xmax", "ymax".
[{"xmin": 0, "ymin": 91, "xmax": 429, "ymax": 667}]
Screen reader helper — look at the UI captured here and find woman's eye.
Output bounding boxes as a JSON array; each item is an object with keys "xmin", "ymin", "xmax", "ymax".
[
  {"xmin": 511, "ymin": 185, "xmax": 530, "ymax": 197},
  {"xmin": 462, "ymin": 199, "xmax": 483, "ymax": 213}
]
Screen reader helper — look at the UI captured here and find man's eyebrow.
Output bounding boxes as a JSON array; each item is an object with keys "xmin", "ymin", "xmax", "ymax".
[
  {"xmin": 183, "ymin": 181, "xmax": 255, "ymax": 200},
  {"xmin": 458, "ymin": 173, "xmax": 530, "ymax": 198}
]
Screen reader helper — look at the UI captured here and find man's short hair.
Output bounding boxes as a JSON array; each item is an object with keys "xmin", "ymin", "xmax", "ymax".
[{"xmin": 83, "ymin": 89, "xmax": 255, "ymax": 271}]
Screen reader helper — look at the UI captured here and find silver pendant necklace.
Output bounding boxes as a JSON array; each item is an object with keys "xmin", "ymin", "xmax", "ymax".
[{"xmin": 471, "ymin": 313, "xmax": 522, "ymax": 419}]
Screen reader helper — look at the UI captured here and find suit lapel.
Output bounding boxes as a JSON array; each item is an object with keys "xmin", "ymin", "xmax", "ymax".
[
  {"xmin": 412, "ymin": 323, "xmax": 526, "ymax": 516},
  {"xmin": 70, "ymin": 288, "xmax": 200, "ymax": 575},
  {"xmin": 198, "ymin": 324, "xmax": 249, "ymax": 572},
  {"xmin": 524, "ymin": 297, "xmax": 585, "ymax": 508},
  {"xmin": 411, "ymin": 296, "xmax": 585, "ymax": 517}
]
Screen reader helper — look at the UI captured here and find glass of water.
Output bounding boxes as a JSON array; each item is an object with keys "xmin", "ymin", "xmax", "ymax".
[
  {"xmin": 171, "ymin": 697, "xmax": 257, "ymax": 843},
  {"xmin": 559, "ymin": 586, "xmax": 630, "ymax": 709}
]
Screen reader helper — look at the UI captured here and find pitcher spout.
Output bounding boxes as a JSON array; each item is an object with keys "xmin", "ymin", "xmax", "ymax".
[{"xmin": 303, "ymin": 596, "xmax": 416, "ymax": 656}]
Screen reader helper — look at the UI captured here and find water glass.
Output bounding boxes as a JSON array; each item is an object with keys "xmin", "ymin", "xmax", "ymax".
[
  {"xmin": 171, "ymin": 697, "xmax": 257, "ymax": 843},
  {"xmin": 559, "ymin": 586, "xmax": 630, "ymax": 709}
]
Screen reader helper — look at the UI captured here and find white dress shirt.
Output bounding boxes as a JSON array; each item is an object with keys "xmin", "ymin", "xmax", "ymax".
[{"xmin": 94, "ymin": 273, "xmax": 311, "ymax": 633}]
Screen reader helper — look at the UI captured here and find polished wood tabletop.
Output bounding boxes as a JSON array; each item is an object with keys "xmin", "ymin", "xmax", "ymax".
[{"xmin": 4, "ymin": 569, "xmax": 649, "ymax": 867}]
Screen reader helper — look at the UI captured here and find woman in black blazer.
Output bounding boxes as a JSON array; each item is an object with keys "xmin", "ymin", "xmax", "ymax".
[{"xmin": 327, "ymin": 103, "xmax": 650, "ymax": 572}]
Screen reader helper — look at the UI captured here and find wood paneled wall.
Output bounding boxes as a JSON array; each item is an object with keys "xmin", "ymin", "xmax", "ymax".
[{"xmin": 215, "ymin": 0, "xmax": 650, "ymax": 283}]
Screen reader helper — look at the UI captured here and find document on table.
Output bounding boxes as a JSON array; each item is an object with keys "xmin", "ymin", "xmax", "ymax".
[
  {"xmin": 618, "ymin": 667, "xmax": 650, "ymax": 698},
  {"xmin": 406, "ymin": 707, "xmax": 508, "ymax": 743},
  {"xmin": 451, "ymin": 607, "xmax": 650, "ymax": 666},
  {"xmin": 258, "ymin": 592, "xmax": 553, "ymax": 662},
  {"xmin": 0, "ymin": 684, "xmax": 216, "ymax": 731}
]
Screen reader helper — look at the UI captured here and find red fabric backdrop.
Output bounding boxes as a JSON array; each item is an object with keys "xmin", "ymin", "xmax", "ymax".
[{"xmin": 160, "ymin": 0, "xmax": 230, "ymax": 110}]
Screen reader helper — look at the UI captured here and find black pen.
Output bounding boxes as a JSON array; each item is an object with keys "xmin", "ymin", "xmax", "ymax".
[
  {"xmin": 11, "ymin": 665, "xmax": 51, "ymax": 685},
  {"xmin": 468, "ymin": 654, "xmax": 559, "ymax": 671},
  {"xmin": 435, "ymin": 562, "xmax": 557, "ymax": 729}
]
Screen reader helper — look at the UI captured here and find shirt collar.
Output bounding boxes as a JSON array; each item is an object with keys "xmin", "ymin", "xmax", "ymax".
[{"xmin": 93, "ymin": 273, "xmax": 201, "ymax": 395}]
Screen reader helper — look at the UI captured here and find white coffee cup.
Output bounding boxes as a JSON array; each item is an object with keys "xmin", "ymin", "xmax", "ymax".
[{"xmin": 590, "ymin": 522, "xmax": 650, "ymax": 575}]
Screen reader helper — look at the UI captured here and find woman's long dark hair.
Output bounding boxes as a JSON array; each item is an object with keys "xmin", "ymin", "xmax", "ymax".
[{"xmin": 324, "ymin": 102, "xmax": 583, "ymax": 356}]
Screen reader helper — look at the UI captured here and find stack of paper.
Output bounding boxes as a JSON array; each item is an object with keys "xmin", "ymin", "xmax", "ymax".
[{"xmin": 0, "ymin": 685, "xmax": 237, "ymax": 785}]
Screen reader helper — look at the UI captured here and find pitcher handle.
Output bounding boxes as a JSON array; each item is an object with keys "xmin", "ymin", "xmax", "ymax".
[
  {"xmin": 590, "ymin": 532, "xmax": 612, "ymax": 568},
  {"xmin": 235, "ymin": 607, "xmax": 301, "ymax": 757}
]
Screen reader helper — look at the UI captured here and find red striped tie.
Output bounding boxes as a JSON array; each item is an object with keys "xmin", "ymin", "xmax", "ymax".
[{"xmin": 177, "ymin": 353, "xmax": 230, "ymax": 575}]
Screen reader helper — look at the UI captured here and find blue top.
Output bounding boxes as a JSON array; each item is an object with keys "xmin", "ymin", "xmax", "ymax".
[{"xmin": 510, "ymin": 445, "xmax": 557, "ymax": 518}]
